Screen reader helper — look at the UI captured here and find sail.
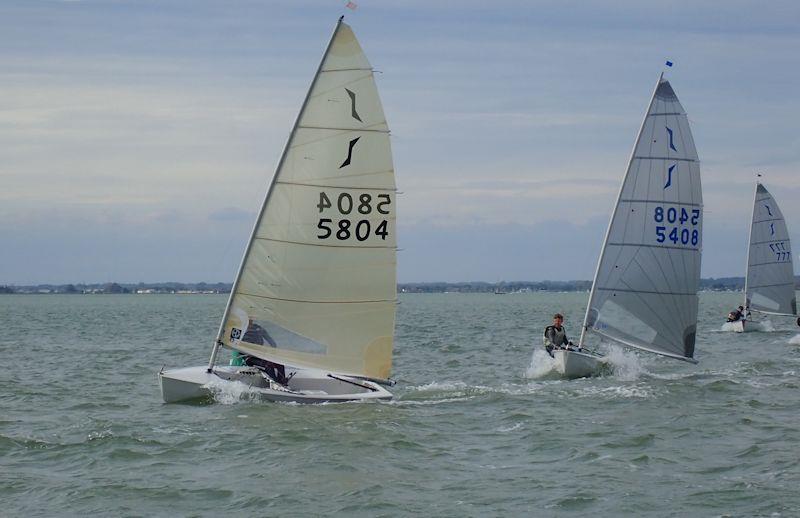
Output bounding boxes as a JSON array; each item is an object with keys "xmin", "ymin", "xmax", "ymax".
[
  {"xmin": 745, "ymin": 183, "xmax": 796, "ymax": 315},
  {"xmin": 217, "ymin": 20, "xmax": 396, "ymax": 379},
  {"xmin": 581, "ymin": 76, "xmax": 702, "ymax": 362}
]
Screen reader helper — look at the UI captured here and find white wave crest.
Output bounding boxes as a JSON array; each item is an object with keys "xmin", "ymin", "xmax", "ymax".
[
  {"xmin": 603, "ymin": 345, "xmax": 646, "ymax": 381},
  {"xmin": 524, "ymin": 348, "xmax": 559, "ymax": 379},
  {"xmin": 203, "ymin": 379, "xmax": 259, "ymax": 405},
  {"xmin": 789, "ymin": 334, "xmax": 800, "ymax": 345}
]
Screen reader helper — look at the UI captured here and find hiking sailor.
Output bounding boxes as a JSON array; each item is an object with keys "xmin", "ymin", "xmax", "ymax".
[
  {"xmin": 543, "ymin": 313, "xmax": 575, "ymax": 358},
  {"xmin": 727, "ymin": 306, "xmax": 746, "ymax": 323}
]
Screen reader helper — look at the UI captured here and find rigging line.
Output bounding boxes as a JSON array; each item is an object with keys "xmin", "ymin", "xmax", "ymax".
[
  {"xmin": 275, "ymin": 180, "xmax": 396, "ymax": 191},
  {"xmin": 237, "ymin": 291, "xmax": 396, "ymax": 304},
  {"xmin": 253, "ymin": 236, "xmax": 396, "ymax": 249}
]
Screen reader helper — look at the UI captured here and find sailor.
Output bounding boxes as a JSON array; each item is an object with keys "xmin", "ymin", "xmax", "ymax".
[
  {"xmin": 543, "ymin": 313, "xmax": 574, "ymax": 358},
  {"xmin": 727, "ymin": 306, "xmax": 745, "ymax": 322},
  {"xmin": 243, "ymin": 318, "xmax": 278, "ymax": 348}
]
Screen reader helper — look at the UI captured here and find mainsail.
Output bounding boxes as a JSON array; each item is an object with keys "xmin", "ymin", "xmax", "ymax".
[
  {"xmin": 744, "ymin": 183, "xmax": 796, "ymax": 316},
  {"xmin": 213, "ymin": 19, "xmax": 396, "ymax": 379},
  {"xmin": 580, "ymin": 76, "xmax": 702, "ymax": 362}
]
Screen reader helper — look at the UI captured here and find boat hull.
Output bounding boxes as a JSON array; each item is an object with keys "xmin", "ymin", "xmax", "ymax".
[
  {"xmin": 722, "ymin": 320, "xmax": 749, "ymax": 333},
  {"xmin": 159, "ymin": 365, "xmax": 393, "ymax": 404},
  {"xmin": 553, "ymin": 350, "xmax": 605, "ymax": 379}
]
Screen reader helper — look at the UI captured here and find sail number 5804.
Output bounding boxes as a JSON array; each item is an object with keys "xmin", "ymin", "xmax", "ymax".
[
  {"xmin": 316, "ymin": 191, "xmax": 391, "ymax": 242},
  {"xmin": 654, "ymin": 206, "xmax": 700, "ymax": 247}
]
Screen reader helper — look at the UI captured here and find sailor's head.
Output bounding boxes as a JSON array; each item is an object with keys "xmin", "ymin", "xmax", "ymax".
[
  {"xmin": 738, "ymin": 306, "xmax": 744, "ymax": 311},
  {"xmin": 553, "ymin": 313, "xmax": 564, "ymax": 325}
]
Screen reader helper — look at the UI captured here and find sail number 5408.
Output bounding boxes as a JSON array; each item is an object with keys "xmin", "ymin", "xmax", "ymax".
[
  {"xmin": 654, "ymin": 206, "xmax": 700, "ymax": 247},
  {"xmin": 316, "ymin": 191, "xmax": 391, "ymax": 242}
]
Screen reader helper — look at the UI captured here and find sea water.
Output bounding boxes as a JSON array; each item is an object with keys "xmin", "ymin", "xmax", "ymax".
[{"xmin": 1, "ymin": 292, "xmax": 799, "ymax": 516}]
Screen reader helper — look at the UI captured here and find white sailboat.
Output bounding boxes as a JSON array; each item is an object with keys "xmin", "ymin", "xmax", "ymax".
[
  {"xmin": 160, "ymin": 18, "xmax": 398, "ymax": 403},
  {"xmin": 727, "ymin": 182, "xmax": 796, "ymax": 332},
  {"xmin": 554, "ymin": 74, "xmax": 703, "ymax": 378}
]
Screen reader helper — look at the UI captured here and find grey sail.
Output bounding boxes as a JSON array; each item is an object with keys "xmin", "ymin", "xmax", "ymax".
[
  {"xmin": 745, "ymin": 183, "xmax": 796, "ymax": 316},
  {"xmin": 580, "ymin": 76, "xmax": 702, "ymax": 362}
]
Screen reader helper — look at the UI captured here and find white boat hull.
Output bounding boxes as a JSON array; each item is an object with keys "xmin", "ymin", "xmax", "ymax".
[
  {"xmin": 553, "ymin": 350, "xmax": 605, "ymax": 379},
  {"xmin": 722, "ymin": 320, "xmax": 750, "ymax": 333},
  {"xmin": 159, "ymin": 365, "xmax": 393, "ymax": 404}
]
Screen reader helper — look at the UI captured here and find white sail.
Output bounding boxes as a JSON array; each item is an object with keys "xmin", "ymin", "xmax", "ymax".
[
  {"xmin": 216, "ymin": 20, "xmax": 396, "ymax": 380},
  {"xmin": 745, "ymin": 183, "xmax": 796, "ymax": 316},
  {"xmin": 580, "ymin": 76, "xmax": 702, "ymax": 362}
]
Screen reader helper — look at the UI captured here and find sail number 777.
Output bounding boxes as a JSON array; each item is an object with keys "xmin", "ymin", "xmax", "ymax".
[
  {"xmin": 654, "ymin": 206, "xmax": 700, "ymax": 247},
  {"xmin": 316, "ymin": 192, "xmax": 391, "ymax": 242}
]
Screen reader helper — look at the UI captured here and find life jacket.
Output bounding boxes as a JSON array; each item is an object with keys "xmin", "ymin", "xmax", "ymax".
[{"xmin": 543, "ymin": 325, "xmax": 568, "ymax": 347}]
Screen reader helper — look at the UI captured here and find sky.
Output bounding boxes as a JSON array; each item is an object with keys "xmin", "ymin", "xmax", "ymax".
[{"xmin": 1, "ymin": 0, "xmax": 799, "ymax": 284}]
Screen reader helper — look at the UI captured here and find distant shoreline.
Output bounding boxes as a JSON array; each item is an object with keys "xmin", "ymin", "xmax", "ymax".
[{"xmin": 1, "ymin": 277, "xmax": 789, "ymax": 295}]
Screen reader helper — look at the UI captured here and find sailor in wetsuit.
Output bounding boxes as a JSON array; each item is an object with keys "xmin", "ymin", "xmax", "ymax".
[
  {"xmin": 543, "ymin": 313, "xmax": 574, "ymax": 358},
  {"xmin": 727, "ymin": 306, "xmax": 745, "ymax": 323},
  {"xmin": 240, "ymin": 319, "xmax": 287, "ymax": 384}
]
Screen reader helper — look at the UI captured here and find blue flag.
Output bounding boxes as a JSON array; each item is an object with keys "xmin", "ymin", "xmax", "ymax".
[{"xmin": 665, "ymin": 60, "xmax": 674, "ymax": 67}]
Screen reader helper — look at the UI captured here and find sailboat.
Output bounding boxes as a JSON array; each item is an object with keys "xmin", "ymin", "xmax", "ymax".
[
  {"xmin": 553, "ymin": 74, "xmax": 703, "ymax": 378},
  {"xmin": 159, "ymin": 18, "xmax": 398, "ymax": 403},
  {"xmin": 726, "ymin": 181, "xmax": 796, "ymax": 332}
]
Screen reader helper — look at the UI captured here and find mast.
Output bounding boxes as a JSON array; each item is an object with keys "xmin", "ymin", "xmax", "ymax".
[
  {"xmin": 742, "ymin": 179, "xmax": 759, "ymax": 314},
  {"xmin": 206, "ymin": 17, "xmax": 346, "ymax": 372},
  {"xmin": 578, "ymin": 73, "xmax": 664, "ymax": 348}
]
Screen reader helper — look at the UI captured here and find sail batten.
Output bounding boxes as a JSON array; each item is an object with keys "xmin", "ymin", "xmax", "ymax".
[
  {"xmin": 212, "ymin": 20, "xmax": 397, "ymax": 379},
  {"xmin": 579, "ymin": 76, "xmax": 702, "ymax": 362},
  {"xmin": 744, "ymin": 183, "xmax": 796, "ymax": 316}
]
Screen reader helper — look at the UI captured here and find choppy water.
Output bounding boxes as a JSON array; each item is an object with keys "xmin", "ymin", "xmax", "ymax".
[{"xmin": 2, "ymin": 292, "xmax": 800, "ymax": 516}]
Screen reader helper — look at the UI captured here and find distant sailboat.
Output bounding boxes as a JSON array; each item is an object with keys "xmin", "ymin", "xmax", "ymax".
[
  {"xmin": 554, "ymin": 74, "xmax": 703, "ymax": 378},
  {"xmin": 160, "ymin": 18, "xmax": 398, "ymax": 403},
  {"xmin": 726, "ymin": 181, "xmax": 796, "ymax": 332}
]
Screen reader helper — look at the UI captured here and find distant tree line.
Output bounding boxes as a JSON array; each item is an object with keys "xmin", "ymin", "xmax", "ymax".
[{"xmin": 2, "ymin": 277, "xmax": 797, "ymax": 295}]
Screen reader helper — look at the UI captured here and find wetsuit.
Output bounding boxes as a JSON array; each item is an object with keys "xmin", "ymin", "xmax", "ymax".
[
  {"xmin": 727, "ymin": 309, "xmax": 743, "ymax": 322},
  {"xmin": 543, "ymin": 325, "xmax": 569, "ymax": 358}
]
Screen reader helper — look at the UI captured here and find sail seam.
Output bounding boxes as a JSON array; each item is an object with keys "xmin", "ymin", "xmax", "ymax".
[
  {"xmin": 619, "ymin": 198, "xmax": 701, "ymax": 207},
  {"xmin": 320, "ymin": 67, "xmax": 373, "ymax": 72},
  {"xmin": 275, "ymin": 180, "xmax": 396, "ymax": 192},
  {"xmin": 297, "ymin": 125, "xmax": 390, "ymax": 133},
  {"xmin": 750, "ymin": 239, "xmax": 791, "ymax": 246},
  {"xmin": 747, "ymin": 281, "xmax": 796, "ymax": 288},
  {"xmin": 595, "ymin": 287, "xmax": 696, "ymax": 296},
  {"xmin": 648, "ymin": 112, "xmax": 683, "ymax": 116},
  {"xmin": 752, "ymin": 218, "xmax": 784, "ymax": 224},
  {"xmin": 253, "ymin": 236, "xmax": 396, "ymax": 249},
  {"xmin": 633, "ymin": 156, "xmax": 696, "ymax": 162},
  {"xmin": 237, "ymin": 291, "xmax": 396, "ymax": 304},
  {"xmin": 606, "ymin": 242, "xmax": 699, "ymax": 252}
]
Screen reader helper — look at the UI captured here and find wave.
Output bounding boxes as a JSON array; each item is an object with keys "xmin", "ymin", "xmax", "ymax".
[{"xmin": 789, "ymin": 334, "xmax": 800, "ymax": 345}]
